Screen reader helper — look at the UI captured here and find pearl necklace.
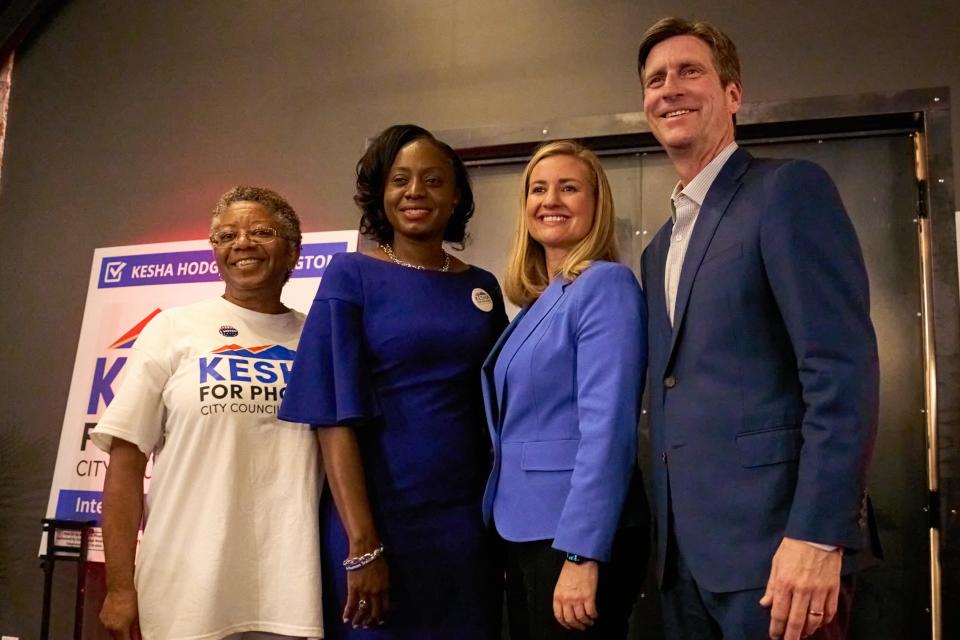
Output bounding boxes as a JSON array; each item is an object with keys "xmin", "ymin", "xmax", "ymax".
[{"xmin": 379, "ymin": 243, "xmax": 450, "ymax": 272}]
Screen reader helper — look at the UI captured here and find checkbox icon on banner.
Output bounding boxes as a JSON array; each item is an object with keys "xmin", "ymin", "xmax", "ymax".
[{"xmin": 103, "ymin": 261, "xmax": 126, "ymax": 283}]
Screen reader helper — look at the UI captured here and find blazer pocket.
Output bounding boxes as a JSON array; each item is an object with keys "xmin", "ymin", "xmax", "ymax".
[
  {"xmin": 735, "ymin": 426, "xmax": 802, "ymax": 468},
  {"xmin": 700, "ymin": 242, "xmax": 742, "ymax": 269},
  {"xmin": 521, "ymin": 439, "xmax": 579, "ymax": 471}
]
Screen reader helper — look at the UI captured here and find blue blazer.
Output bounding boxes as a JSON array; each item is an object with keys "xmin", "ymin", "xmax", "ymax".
[
  {"xmin": 640, "ymin": 148, "xmax": 881, "ymax": 593},
  {"xmin": 481, "ymin": 261, "xmax": 647, "ymax": 562}
]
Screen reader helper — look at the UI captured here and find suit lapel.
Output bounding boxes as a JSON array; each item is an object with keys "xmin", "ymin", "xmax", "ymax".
[
  {"xmin": 667, "ymin": 149, "xmax": 751, "ymax": 364},
  {"xmin": 482, "ymin": 277, "xmax": 566, "ymax": 428},
  {"xmin": 482, "ymin": 305, "xmax": 528, "ymax": 430},
  {"xmin": 643, "ymin": 225, "xmax": 673, "ymax": 380}
]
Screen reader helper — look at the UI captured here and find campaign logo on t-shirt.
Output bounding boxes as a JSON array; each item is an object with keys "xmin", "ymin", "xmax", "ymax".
[
  {"xmin": 198, "ymin": 344, "xmax": 297, "ymax": 414},
  {"xmin": 211, "ymin": 344, "xmax": 297, "ymax": 360}
]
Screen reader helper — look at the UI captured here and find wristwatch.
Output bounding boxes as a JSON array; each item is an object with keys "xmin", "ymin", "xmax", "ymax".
[{"xmin": 564, "ymin": 552, "xmax": 592, "ymax": 564}]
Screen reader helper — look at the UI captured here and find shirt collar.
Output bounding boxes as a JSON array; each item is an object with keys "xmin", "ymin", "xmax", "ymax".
[{"xmin": 671, "ymin": 142, "xmax": 739, "ymax": 220}]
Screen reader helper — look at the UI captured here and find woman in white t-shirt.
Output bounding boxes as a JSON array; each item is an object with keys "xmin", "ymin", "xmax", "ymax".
[{"xmin": 92, "ymin": 186, "xmax": 323, "ymax": 640}]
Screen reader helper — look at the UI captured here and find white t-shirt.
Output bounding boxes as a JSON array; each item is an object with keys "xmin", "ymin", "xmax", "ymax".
[{"xmin": 92, "ymin": 296, "xmax": 323, "ymax": 640}]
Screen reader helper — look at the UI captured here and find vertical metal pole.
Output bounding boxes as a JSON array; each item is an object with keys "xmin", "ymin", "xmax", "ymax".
[
  {"xmin": 914, "ymin": 131, "xmax": 942, "ymax": 640},
  {"xmin": 40, "ymin": 521, "xmax": 55, "ymax": 640},
  {"xmin": 74, "ymin": 525, "xmax": 90, "ymax": 639}
]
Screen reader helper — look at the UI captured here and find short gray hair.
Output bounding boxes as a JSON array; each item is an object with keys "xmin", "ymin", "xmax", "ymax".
[{"xmin": 211, "ymin": 186, "xmax": 302, "ymax": 249}]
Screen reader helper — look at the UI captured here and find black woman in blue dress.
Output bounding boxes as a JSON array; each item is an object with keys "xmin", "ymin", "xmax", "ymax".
[{"xmin": 280, "ymin": 125, "xmax": 507, "ymax": 639}]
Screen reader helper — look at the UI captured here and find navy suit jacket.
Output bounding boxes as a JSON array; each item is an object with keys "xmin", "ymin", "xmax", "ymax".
[
  {"xmin": 481, "ymin": 262, "xmax": 648, "ymax": 561},
  {"xmin": 640, "ymin": 148, "xmax": 880, "ymax": 593}
]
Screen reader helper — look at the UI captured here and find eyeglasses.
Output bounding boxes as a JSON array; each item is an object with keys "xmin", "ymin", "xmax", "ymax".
[{"xmin": 210, "ymin": 227, "xmax": 281, "ymax": 247}]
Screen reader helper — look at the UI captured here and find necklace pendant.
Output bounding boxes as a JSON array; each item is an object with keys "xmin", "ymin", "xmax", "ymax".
[{"xmin": 380, "ymin": 243, "xmax": 450, "ymax": 272}]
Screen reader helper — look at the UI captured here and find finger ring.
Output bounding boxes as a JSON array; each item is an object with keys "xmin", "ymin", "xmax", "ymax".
[
  {"xmin": 358, "ymin": 599, "xmax": 369, "ymax": 609},
  {"xmin": 808, "ymin": 610, "xmax": 824, "ymax": 617}
]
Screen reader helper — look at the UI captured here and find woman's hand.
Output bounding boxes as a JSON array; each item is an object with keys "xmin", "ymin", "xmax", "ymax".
[
  {"xmin": 343, "ymin": 555, "xmax": 390, "ymax": 628},
  {"xmin": 553, "ymin": 559, "xmax": 599, "ymax": 631},
  {"xmin": 317, "ymin": 428, "xmax": 389, "ymax": 627},
  {"xmin": 100, "ymin": 587, "xmax": 141, "ymax": 639}
]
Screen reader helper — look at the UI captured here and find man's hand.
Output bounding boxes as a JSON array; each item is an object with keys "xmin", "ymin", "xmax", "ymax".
[
  {"xmin": 100, "ymin": 588, "xmax": 140, "ymax": 640},
  {"xmin": 759, "ymin": 537, "xmax": 842, "ymax": 640},
  {"xmin": 553, "ymin": 559, "xmax": 599, "ymax": 631}
]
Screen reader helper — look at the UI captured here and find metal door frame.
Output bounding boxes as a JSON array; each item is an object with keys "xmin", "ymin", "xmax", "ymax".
[{"xmin": 437, "ymin": 87, "xmax": 958, "ymax": 640}]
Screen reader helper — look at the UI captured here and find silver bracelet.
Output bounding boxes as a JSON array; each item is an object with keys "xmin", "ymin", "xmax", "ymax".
[{"xmin": 342, "ymin": 544, "xmax": 385, "ymax": 571}]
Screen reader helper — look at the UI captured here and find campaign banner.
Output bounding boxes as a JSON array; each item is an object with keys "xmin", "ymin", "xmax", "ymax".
[{"xmin": 42, "ymin": 230, "xmax": 357, "ymax": 560}]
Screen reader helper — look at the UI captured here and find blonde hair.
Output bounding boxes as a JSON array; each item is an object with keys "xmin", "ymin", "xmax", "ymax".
[{"xmin": 503, "ymin": 141, "xmax": 619, "ymax": 307}]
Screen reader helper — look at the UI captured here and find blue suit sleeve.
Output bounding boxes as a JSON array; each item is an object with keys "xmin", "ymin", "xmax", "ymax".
[
  {"xmin": 759, "ymin": 161, "xmax": 879, "ymax": 549},
  {"xmin": 552, "ymin": 263, "xmax": 648, "ymax": 561}
]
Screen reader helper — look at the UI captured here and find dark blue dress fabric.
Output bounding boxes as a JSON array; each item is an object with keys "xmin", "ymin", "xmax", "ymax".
[{"xmin": 280, "ymin": 252, "xmax": 508, "ymax": 639}]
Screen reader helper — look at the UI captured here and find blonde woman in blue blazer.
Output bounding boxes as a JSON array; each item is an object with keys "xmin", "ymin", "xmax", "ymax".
[{"xmin": 482, "ymin": 141, "xmax": 649, "ymax": 639}]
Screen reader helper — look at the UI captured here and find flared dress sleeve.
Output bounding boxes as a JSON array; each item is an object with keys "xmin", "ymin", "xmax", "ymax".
[{"xmin": 279, "ymin": 254, "xmax": 380, "ymax": 427}]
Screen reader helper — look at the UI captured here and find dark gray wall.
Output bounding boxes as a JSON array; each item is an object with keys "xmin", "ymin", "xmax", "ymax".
[{"xmin": 1, "ymin": 1, "xmax": 958, "ymax": 637}]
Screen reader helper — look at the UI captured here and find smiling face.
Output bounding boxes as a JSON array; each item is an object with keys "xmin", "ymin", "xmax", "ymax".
[
  {"xmin": 212, "ymin": 201, "xmax": 298, "ymax": 308},
  {"xmin": 642, "ymin": 34, "xmax": 741, "ymax": 170},
  {"xmin": 525, "ymin": 154, "xmax": 597, "ymax": 262},
  {"xmin": 382, "ymin": 138, "xmax": 459, "ymax": 244}
]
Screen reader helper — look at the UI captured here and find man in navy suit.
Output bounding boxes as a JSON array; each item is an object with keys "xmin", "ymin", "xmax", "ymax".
[{"xmin": 637, "ymin": 17, "xmax": 880, "ymax": 640}]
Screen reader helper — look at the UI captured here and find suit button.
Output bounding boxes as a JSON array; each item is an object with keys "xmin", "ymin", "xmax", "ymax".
[
  {"xmin": 661, "ymin": 452, "xmax": 667, "ymax": 464},
  {"xmin": 664, "ymin": 375, "xmax": 676, "ymax": 388}
]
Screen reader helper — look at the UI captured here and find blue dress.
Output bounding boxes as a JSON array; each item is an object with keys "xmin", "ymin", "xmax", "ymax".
[{"xmin": 280, "ymin": 252, "xmax": 508, "ymax": 639}]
